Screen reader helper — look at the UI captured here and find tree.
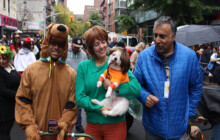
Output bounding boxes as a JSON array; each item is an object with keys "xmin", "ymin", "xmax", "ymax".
[
  {"xmin": 53, "ymin": 5, "xmax": 83, "ymax": 36},
  {"xmin": 115, "ymin": 14, "xmax": 137, "ymax": 34},
  {"xmin": 53, "ymin": 5, "xmax": 72, "ymax": 25},
  {"xmin": 84, "ymin": 12, "xmax": 104, "ymax": 32},
  {"xmin": 127, "ymin": 0, "xmax": 220, "ymax": 25}
]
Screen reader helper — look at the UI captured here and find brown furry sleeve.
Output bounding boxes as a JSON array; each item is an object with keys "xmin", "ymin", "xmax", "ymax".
[{"xmin": 15, "ymin": 68, "xmax": 35, "ymax": 130}]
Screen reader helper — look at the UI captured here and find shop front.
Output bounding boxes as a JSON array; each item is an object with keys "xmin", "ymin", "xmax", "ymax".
[{"xmin": 0, "ymin": 14, "xmax": 18, "ymax": 40}]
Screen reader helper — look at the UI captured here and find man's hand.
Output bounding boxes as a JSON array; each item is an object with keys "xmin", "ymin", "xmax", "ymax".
[
  {"xmin": 145, "ymin": 95, "xmax": 159, "ymax": 108},
  {"xmin": 57, "ymin": 122, "xmax": 68, "ymax": 140},
  {"xmin": 208, "ymin": 72, "xmax": 213, "ymax": 78},
  {"xmin": 25, "ymin": 124, "xmax": 41, "ymax": 140},
  {"xmin": 103, "ymin": 79, "xmax": 111, "ymax": 90},
  {"xmin": 52, "ymin": 125, "xmax": 59, "ymax": 134}
]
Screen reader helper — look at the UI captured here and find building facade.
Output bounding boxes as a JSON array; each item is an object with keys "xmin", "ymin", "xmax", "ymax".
[
  {"xmin": 83, "ymin": 5, "xmax": 95, "ymax": 21},
  {"xmin": 0, "ymin": 0, "xmax": 18, "ymax": 40}
]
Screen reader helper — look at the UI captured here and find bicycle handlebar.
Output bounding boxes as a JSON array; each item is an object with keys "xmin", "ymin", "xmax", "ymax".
[{"xmin": 40, "ymin": 132, "xmax": 95, "ymax": 140}]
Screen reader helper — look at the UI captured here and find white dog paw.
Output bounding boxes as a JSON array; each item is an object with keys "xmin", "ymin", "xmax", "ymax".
[
  {"xmin": 105, "ymin": 88, "xmax": 112, "ymax": 98},
  {"xmin": 102, "ymin": 110, "xmax": 108, "ymax": 117},
  {"xmin": 97, "ymin": 81, "xmax": 102, "ymax": 87},
  {"xmin": 91, "ymin": 99, "xmax": 98, "ymax": 104},
  {"xmin": 105, "ymin": 92, "xmax": 111, "ymax": 98}
]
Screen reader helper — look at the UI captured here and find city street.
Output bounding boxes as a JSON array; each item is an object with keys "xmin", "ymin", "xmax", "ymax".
[{"xmin": 10, "ymin": 109, "xmax": 212, "ymax": 140}]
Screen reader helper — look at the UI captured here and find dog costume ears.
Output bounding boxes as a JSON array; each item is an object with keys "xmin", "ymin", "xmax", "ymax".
[{"xmin": 41, "ymin": 23, "xmax": 73, "ymax": 61}]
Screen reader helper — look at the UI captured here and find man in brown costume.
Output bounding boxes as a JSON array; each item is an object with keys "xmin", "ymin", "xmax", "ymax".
[{"xmin": 15, "ymin": 23, "xmax": 78, "ymax": 140}]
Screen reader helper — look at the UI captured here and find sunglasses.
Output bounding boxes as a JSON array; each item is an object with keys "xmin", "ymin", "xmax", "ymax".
[
  {"xmin": 49, "ymin": 40, "xmax": 65, "ymax": 48},
  {"xmin": 15, "ymin": 37, "xmax": 20, "ymax": 40}
]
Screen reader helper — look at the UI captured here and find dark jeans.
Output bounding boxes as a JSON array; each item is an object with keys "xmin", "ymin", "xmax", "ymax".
[
  {"xmin": 210, "ymin": 123, "xmax": 220, "ymax": 140},
  {"xmin": 145, "ymin": 129, "xmax": 186, "ymax": 140},
  {"xmin": 76, "ymin": 107, "xmax": 82, "ymax": 127}
]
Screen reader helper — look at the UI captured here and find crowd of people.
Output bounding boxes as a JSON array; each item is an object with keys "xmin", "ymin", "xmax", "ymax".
[
  {"xmin": 0, "ymin": 16, "xmax": 219, "ymax": 140},
  {"xmin": 190, "ymin": 43, "xmax": 220, "ymax": 84}
]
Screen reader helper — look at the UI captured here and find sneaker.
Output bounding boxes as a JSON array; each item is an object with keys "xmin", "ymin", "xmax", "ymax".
[{"xmin": 76, "ymin": 125, "xmax": 85, "ymax": 133}]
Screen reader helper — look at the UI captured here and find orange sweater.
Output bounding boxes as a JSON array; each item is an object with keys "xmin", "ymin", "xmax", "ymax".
[{"xmin": 103, "ymin": 67, "xmax": 129, "ymax": 85}]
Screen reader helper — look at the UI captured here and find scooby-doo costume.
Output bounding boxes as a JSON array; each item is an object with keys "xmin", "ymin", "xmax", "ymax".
[{"xmin": 15, "ymin": 24, "xmax": 78, "ymax": 140}]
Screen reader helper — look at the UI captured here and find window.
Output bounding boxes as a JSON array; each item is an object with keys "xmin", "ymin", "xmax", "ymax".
[
  {"xmin": 3, "ymin": 0, "xmax": 6, "ymax": 9},
  {"xmin": 8, "ymin": 0, "xmax": 10, "ymax": 15}
]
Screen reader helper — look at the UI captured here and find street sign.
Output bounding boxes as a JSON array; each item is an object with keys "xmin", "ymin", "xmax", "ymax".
[{"xmin": 40, "ymin": 21, "xmax": 44, "ymax": 24}]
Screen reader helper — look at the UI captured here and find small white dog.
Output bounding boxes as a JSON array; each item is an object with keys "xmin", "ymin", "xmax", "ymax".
[{"xmin": 91, "ymin": 47, "xmax": 130, "ymax": 117}]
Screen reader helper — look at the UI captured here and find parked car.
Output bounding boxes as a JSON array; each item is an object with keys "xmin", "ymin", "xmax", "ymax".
[
  {"xmin": 108, "ymin": 32, "xmax": 139, "ymax": 52},
  {"xmin": 117, "ymin": 35, "xmax": 139, "ymax": 52}
]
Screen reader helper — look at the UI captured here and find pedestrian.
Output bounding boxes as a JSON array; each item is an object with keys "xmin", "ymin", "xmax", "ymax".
[
  {"xmin": 75, "ymin": 25, "xmax": 141, "ymax": 140},
  {"xmin": 0, "ymin": 45, "xmax": 21, "ymax": 140},
  {"xmin": 0, "ymin": 35, "xmax": 8, "ymax": 46},
  {"xmin": 15, "ymin": 24, "xmax": 78, "ymax": 140},
  {"xmin": 30, "ymin": 38, "xmax": 39, "ymax": 59},
  {"xmin": 196, "ymin": 76, "xmax": 220, "ymax": 140},
  {"xmin": 10, "ymin": 34, "xmax": 21, "ymax": 57},
  {"xmin": 130, "ymin": 42, "xmax": 145, "ymax": 71},
  {"xmin": 108, "ymin": 35, "xmax": 117, "ymax": 48},
  {"xmin": 66, "ymin": 36, "xmax": 88, "ymax": 133},
  {"xmin": 34, "ymin": 38, "xmax": 42, "ymax": 60},
  {"xmin": 133, "ymin": 16, "xmax": 203, "ymax": 140},
  {"xmin": 14, "ymin": 37, "xmax": 36, "ymax": 75}
]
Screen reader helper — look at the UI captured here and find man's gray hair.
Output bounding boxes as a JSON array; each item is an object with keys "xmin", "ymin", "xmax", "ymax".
[{"xmin": 153, "ymin": 16, "xmax": 177, "ymax": 37}]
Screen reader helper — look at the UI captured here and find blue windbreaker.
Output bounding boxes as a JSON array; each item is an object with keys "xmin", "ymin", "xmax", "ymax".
[{"xmin": 134, "ymin": 41, "xmax": 203, "ymax": 139}]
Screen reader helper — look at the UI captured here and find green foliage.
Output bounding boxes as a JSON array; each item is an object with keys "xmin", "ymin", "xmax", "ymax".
[
  {"xmin": 115, "ymin": 14, "xmax": 136, "ymax": 33},
  {"xmin": 53, "ymin": 5, "xmax": 86, "ymax": 37},
  {"xmin": 53, "ymin": 5, "xmax": 71, "ymax": 25},
  {"xmin": 127, "ymin": 0, "xmax": 220, "ymax": 25},
  {"xmin": 84, "ymin": 12, "xmax": 104, "ymax": 32}
]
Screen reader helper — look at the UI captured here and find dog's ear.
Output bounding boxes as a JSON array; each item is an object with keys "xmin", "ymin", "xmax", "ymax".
[
  {"xmin": 109, "ymin": 48, "xmax": 115, "ymax": 55},
  {"xmin": 121, "ymin": 48, "xmax": 130, "ymax": 74}
]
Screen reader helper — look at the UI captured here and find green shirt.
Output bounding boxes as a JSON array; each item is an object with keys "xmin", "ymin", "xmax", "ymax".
[{"xmin": 75, "ymin": 58, "xmax": 141, "ymax": 124}]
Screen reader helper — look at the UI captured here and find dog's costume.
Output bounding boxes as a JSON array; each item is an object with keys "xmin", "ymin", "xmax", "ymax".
[
  {"xmin": 99, "ymin": 67, "xmax": 129, "ymax": 90},
  {"xmin": 15, "ymin": 24, "xmax": 77, "ymax": 140}
]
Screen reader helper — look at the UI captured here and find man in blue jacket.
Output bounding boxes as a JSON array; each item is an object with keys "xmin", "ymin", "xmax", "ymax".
[{"xmin": 133, "ymin": 16, "xmax": 203, "ymax": 140}]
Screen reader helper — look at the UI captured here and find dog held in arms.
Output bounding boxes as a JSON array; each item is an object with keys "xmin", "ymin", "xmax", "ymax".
[{"xmin": 91, "ymin": 47, "xmax": 130, "ymax": 117}]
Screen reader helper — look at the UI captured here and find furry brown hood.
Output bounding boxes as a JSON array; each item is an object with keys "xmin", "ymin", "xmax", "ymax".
[{"xmin": 41, "ymin": 23, "xmax": 72, "ymax": 62}]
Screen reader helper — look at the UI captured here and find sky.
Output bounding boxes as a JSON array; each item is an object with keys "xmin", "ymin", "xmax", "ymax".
[{"xmin": 67, "ymin": 0, "xmax": 94, "ymax": 15}]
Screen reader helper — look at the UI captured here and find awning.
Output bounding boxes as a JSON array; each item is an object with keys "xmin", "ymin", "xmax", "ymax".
[{"xmin": 4, "ymin": 25, "xmax": 18, "ymax": 31}]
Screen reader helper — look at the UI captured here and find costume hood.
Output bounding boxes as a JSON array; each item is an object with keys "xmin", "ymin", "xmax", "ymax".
[
  {"xmin": 18, "ymin": 48, "xmax": 32, "ymax": 55},
  {"xmin": 41, "ymin": 23, "xmax": 73, "ymax": 62}
]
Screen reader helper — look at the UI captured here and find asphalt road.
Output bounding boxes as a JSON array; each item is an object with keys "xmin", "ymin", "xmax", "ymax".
[{"xmin": 11, "ymin": 109, "xmax": 211, "ymax": 140}]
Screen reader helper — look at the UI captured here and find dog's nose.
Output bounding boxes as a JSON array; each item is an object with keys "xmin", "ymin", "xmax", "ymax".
[{"xmin": 114, "ymin": 57, "xmax": 117, "ymax": 61}]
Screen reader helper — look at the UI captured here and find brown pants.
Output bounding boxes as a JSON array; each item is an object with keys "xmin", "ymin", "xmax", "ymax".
[{"xmin": 85, "ymin": 121, "xmax": 127, "ymax": 140}]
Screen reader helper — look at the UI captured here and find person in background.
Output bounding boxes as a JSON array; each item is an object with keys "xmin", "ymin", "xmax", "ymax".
[
  {"xmin": 30, "ymin": 38, "xmax": 39, "ymax": 59},
  {"xmin": 0, "ymin": 35, "xmax": 8, "ymax": 46},
  {"xmin": 201, "ymin": 44, "xmax": 211, "ymax": 63},
  {"xmin": 210, "ymin": 47, "xmax": 220, "ymax": 83},
  {"xmin": 34, "ymin": 38, "xmax": 42, "ymax": 60},
  {"xmin": 196, "ymin": 72, "xmax": 220, "ymax": 140},
  {"xmin": 10, "ymin": 34, "xmax": 21, "ymax": 57},
  {"xmin": 134, "ymin": 16, "xmax": 203, "ymax": 140},
  {"xmin": 15, "ymin": 24, "xmax": 78, "ymax": 140},
  {"xmin": 117, "ymin": 41, "xmax": 132, "ymax": 57},
  {"xmin": 0, "ymin": 46, "xmax": 21, "ymax": 140},
  {"xmin": 108, "ymin": 35, "xmax": 117, "ymax": 48},
  {"xmin": 75, "ymin": 26, "xmax": 141, "ymax": 140},
  {"xmin": 66, "ymin": 36, "xmax": 88, "ymax": 133},
  {"xmin": 108, "ymin": 36, "xmax": 111, "ymax": 44},
  {"xmin": 130, "ymin": 42, "xmax": 145, "ymax": 71},
  {"xmin": 14, "ymin": 37, "xmax": 36, "ymax": 75},
  {"xmin": 207, "ymin": 44, "xmax": 213, "ymax": 55}
]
